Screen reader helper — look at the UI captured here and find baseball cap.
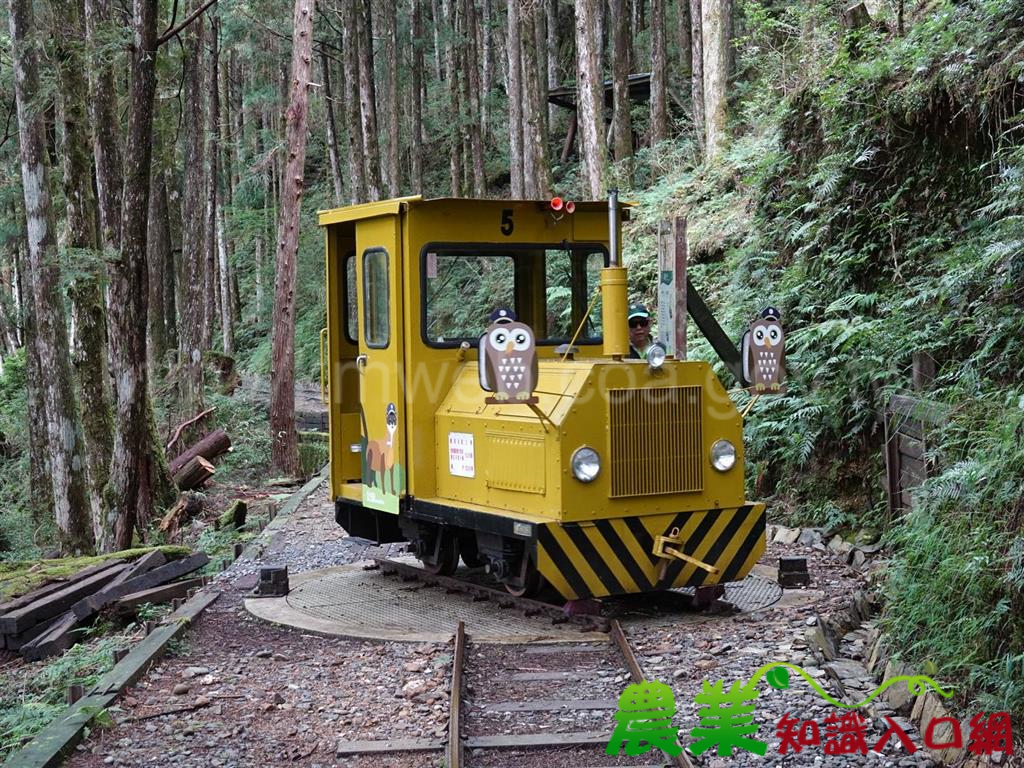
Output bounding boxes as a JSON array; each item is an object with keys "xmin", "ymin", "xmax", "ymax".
[{"xmin": 627, "ymin": 304, "xmax": 650, "ymax": 321}]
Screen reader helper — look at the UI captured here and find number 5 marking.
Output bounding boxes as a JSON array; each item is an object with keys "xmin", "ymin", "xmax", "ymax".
[{"xmin": 500, "ymin": 208, "xmax": 514, "ymax": 236}]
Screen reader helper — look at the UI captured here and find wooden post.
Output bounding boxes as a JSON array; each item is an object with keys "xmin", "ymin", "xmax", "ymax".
[
  {"xmin": 657, "ymin": 217, "xmax": 688, "ymax": 358},
  {"xmin": 674, "ymin": 217, "xmax": 688, "ymax": 358}
]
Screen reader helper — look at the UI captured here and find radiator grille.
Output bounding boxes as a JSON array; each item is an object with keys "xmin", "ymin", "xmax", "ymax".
[{"xmin": 609, "ymin": 386, "xmax": 703, "ymax": 497}]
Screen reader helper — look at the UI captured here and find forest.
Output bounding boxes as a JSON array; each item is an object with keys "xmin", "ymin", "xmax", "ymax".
[{"xmin": 0, "ymin": 0, "xmax": 1022, "ymax": 735}]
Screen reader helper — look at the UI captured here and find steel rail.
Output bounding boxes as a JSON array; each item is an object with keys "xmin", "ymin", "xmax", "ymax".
[
  {"xmin": 448, "ymin": 621, "xmax": 466, "ymax": 768},
  {"xmin": 609, "ymin": 619, "xmax": 695, "ymax": 768}
]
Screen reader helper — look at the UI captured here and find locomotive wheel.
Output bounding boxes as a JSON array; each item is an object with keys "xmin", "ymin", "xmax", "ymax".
[
  {"xmin": 458, "ymin": 533, "xmax": 486, "ymax": 568},
  {"xmin": 503, "ymin": 561, "xmax": 544, "ymax": 598},
  {"xmin": 422, "ymin": 532, "xmax": 460, "ymax": 576}
]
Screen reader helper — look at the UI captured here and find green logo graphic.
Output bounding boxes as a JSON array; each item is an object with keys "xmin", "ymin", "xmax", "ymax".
[
  {"xmin": 606, "ymin": 662, "xmax": 956, "ymax": 759},
  {"xmin": 605, "ymin": 680, "xmax": 682, "ymax": 757},
  {"xmin": 690, "ymin": 679, "xmax": 767, "ymax": 756}
]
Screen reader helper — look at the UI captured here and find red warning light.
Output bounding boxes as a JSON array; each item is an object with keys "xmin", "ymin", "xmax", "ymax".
[
  {"xmin": 565, "ymin": 200, "xmax": 576, "ymax": 214},
  {"xmin": 550, "ymin": 196, "xmax": 564, "ymax": 211}
]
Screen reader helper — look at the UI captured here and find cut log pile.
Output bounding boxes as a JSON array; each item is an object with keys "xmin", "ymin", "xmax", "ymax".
[
  {"xmin": 0, "ymin": 550, "xmax": 209, "ymax": 660},
  {"xmin": 167, "ymin": 427, "xmax": 231, "ymax": 491}
]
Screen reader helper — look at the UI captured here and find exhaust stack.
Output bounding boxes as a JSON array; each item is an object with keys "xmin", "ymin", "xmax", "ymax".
[{"xmin": 601, "ymin": 190, "xmax": 629, "ymax": 359}]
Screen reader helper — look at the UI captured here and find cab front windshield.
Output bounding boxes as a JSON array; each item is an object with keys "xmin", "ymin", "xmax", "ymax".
[{"xmin": 422, "ymin": 244, "xmax": 606, "ymax": 347}]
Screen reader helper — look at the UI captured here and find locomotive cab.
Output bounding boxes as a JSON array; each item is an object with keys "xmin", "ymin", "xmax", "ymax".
[{"xmin": 319, "ymin": 196, "xmax": 766, "ymax": 599}]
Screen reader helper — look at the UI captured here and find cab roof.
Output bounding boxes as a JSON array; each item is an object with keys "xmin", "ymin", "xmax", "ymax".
[{"xmin": 316, "ymin": 196, "xmax": 631, "ymax": 227}]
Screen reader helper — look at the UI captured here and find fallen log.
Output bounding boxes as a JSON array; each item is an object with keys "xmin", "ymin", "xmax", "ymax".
[
  {"xmin": 168, "ymin": 429, "xmax": 231, "ymax": 475},
  {"xmin": 70, "ymin": 552, "xmax": 210, "ymax": 620},
  {"xmin": 158, "ymin": 494, "xmax": 203, "ymax": 535},
  {"xmin": 173, "ymin": 456, "xmax": 215, "ymax": 491},
  {"xmin": 115, "ymin": 577, "xmax": 205, "ymax": 612},
  {"xmin": 0, "ymin": 564, "xmax": 129, "ymax": 635}
]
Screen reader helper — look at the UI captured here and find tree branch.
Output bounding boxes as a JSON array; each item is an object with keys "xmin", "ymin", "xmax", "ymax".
[{"xmin": 156, "ymin": 0, "xmax": 219, "ymax": 46}]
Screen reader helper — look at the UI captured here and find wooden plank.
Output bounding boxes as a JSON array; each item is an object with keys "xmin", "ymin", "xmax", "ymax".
[
  {"xmin": 509, "ymin": 671, "xmax": 585, "ymax": 682},
  {"xmin": 335, "ymin": 738, "xmax": 442, "ymax": 755},
  {"xmin": 120, "ymin": 550, "xmax": 167, "ymax": 580},
  {"xmin": 2, "ymin": 613, "xmax": 65, "ymax": 652},
  {"xmin": 71, "ymin": 553, "xmax": 209, "ymax": 619},
  {"xmin": 481, "ymin": 698, "xmax": 618, "ymax": 712},
  {"xmin": 448, "ymin": 621, "xmax": 464, "ymax": 768},
  {"xmin": 899, "ymin": 455, "xmax": 926, "ymax": 486},
  {"xmin": 0, "ymin": 560, "xmax": 120, "ymax": 617},
  {"xmin": 94, "ymin": 589, "xmax": 220, "ymax": 695},
  {"xmin": 0, "ymin": 565, "xmax": 128, "ymax": 635},
  {"xmin": 898, "ymin": 434, "xmax": 925, "ymax": 461},
  {"xmin": 523, "ymin": 644, "xmax": 607, "ymax": 655},
  {"xmin": 464, "ymin": 732, "xmax": 609, "ymax": 749},
  {"xmin": 4, "ymin": 589, "xmax": 219, "ymax": 768},
  {"xmin": 115, "ymin": 578, "xmax": 205, "ymax": 611},
  {"xmin": 20, "ymin": 612, "xmax": 78, "ymax": 661}
]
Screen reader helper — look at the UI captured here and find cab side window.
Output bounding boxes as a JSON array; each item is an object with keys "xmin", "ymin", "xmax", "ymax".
[{"xmin": 363, "ymin": 248, "xmax": 389, "ymax": 348}]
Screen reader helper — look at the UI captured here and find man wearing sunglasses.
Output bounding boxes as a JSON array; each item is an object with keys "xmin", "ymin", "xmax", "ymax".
[{"xmin": 627, "ymin": 304, "xmax": 654, "ymax": 360}]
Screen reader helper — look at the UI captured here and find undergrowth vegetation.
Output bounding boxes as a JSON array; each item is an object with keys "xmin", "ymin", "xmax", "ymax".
[{"xmin": 623, "ymin": 0, "xmax": 1024, "ymax": 719}]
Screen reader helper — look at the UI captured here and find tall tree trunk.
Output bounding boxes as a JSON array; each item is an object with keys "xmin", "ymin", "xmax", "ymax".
[
  {"xmin": 52, "ymin": 0, "xmax": 113, "ymax": 532},
  {"xmin": 84, "ymin": 0, "xmax": 123, "ymax": 250},
  {"xmin": 357, "ymin": 0, "xmax": 383, "ymax": 200},
  {"xmin": 521, "ymin": 0, "xmax": 552, "ymax": 198},
  {"xmin": 575, "ymin": 0, "xmax": 606, "ymax": 198},
  {"xmin": 410, "ymin": 0, "xmax": 425, "ymax": 192},
  {"xmin": 702, "ymin": 0, "xmax": 729, "ymax": 157},
  {"xmin": 609, "ymin": 0, "xmax": 633, "ymax": 179},
  {"xmin": 650, "ymin": 0, "xmax": 668, "ymax": 145},
  {"xmin": 321, "ymin": 49, "xmax": 345, "ymax": 204},
  {"xmin": 677, "ymin": 0, "xmax": 692, "ymax": 75},
  {"xmin": 204, "ymin": 15, "xmax": 220, "ymax": 348},
  {"xmin": 546, "ymin": 0, "xmax": 559, "ymax": 126},
  {"xmin": 462, "ymin": 0, "xmax": 486, "ymax": 195},
  {"xmin": 106, "ymin": 0, "xmax": 172, "ymax": 551},
  {"xmin": 382, "ymin": 0, "xmax": 401, "ymax": 197},
  {"xmin": 341, "ymin": 0, "xmax": 367, "ymax": 203},
  {"xmin": 147, "ymin": 169, "xmax": 171, "ymax": 373},
  {"xmin": 217, "ymin": 203, "xmax": 234, "ymax": 355},
  {"xmin": 15, "ymin": 236, "xmax": 53, "ymax": 525},
  {"xmin": 690, "ymin": 0, "xmax": 705, "ymax": 151},
  {"xmin": 270, "ymin": 0, "xmax": 315, "ymax": 476},
  {"xmin": 180, "ymin": 0, "xmax": 207, "ymax": 422},
  {"xmin": 481, "ymin": 0, "xmax": 493, "ymax": 135},
  {"xmin": 9, "ymin": 0, "xmax": 94, "ymax": 553},
  {"xmin": 427, "ymin": 0, "xmax": 442, "ymax": 81},
  {"xmin": 506, "ymin": 0, "xmax": 524, "ymax": 197},
  {"xmin": 442, "ymin": 0, "xmax": 464, "ymax": 196}
]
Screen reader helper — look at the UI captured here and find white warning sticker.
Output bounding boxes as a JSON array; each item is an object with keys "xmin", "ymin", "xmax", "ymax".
[{"xmin": 448, "ymin": 432, "xmax": 475, "ymax": 478}]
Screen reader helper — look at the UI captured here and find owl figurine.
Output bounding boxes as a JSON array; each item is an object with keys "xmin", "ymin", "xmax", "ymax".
[
  {"xmin": 742, "ymin": 307, "xmax": 786, "ymax": 394},
  {"xmin": 479, "ymin": 308, "xmax": 538, "ymax": 404}
]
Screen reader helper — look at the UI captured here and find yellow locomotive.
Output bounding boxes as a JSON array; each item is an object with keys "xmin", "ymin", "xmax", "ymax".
[{"xmin": 318, "ymin": 195, "xmax": 765, "ymax": 599}]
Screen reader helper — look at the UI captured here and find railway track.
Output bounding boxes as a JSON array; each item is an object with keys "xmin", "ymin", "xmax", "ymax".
[
  {"xmin": 448, "ymin": 619, "xmax": 694, "ymax": 768},
  {"xmin": 333, "ymin": 615, "xmax": 693, "ymax": 767},
  {"xmin": 372, "ymin": 556, "xmax": 610, "ymax": 632}
]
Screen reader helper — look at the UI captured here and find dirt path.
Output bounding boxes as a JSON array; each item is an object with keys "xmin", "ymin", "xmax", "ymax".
[{"xmin": 64, "ymin": 484, "xmax": 933, "ymax": 768}]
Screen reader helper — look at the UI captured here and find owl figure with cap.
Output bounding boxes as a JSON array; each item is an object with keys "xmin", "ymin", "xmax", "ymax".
[
  {"xmin": 479, "ymin": 308, "xmax": 538, "ymax": 404},
  {"xmin": 742, "ymin": 307, "xmax": 786, "ymax": 394}
]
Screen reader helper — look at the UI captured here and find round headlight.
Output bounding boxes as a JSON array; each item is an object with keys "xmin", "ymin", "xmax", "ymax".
[
  {"xmin": 647, "ymin": 343, "xmax": 667, "ymax": 370},
  {"xmin": 710, "ymin": 439, "xmax": 736, "ymax": 472},
  {"xmin": 571, "ymin": 447, "xmax": 601, "ymax": 483}
]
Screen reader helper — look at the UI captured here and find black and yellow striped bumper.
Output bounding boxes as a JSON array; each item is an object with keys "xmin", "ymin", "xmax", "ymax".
[{"xmin": 536, "ymin": 503, "xmax": 766, "ymax": 600}]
